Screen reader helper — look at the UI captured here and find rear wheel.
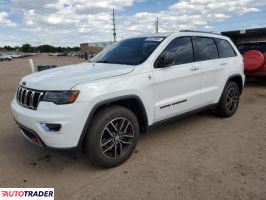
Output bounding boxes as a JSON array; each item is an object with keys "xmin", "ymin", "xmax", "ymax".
[
  {"xmin": 85, "ymin": 105, "xmax": 139, "ymax": 168},
  {"xmin": 214, "ymin": 81, "xmax": 240, "ymax": 117}
]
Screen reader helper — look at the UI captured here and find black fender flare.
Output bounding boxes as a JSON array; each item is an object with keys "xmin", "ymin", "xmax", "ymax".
[
  {"xmin": 77, "ymin": 95, "xmax": 148, "ymax": 150},
  {"xmin": 225, "ymin": 74, "xmax": 244, "ymax": 94}
]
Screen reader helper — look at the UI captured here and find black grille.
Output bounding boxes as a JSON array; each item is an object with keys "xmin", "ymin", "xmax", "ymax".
[{"xmin": 16, "ymin": 86, "xmax": 44, "ymax": 110}]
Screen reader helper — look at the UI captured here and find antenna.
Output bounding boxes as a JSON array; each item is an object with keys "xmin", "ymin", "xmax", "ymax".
[{"xmin": 112, "ymin": 9, "xmax": 117, "ymax": 42}]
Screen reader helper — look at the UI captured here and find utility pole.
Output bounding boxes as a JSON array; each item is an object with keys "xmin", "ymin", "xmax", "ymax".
[
  {"xmin": 112, "ymin": 9, "xmax": 117, "ymax": 42},
  {"xmin": 155, "ymin": 17, "xmax": 159, "ymax": 33}
]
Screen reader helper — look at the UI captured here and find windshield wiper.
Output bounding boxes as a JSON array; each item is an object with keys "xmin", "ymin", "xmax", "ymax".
[
  {"xmin": 96, "ymin": 60, "xmax": 114, "ymax": 64},
  {"xmin": 95, "ymin": 60, "xmax": 133, "ymax": 65}
]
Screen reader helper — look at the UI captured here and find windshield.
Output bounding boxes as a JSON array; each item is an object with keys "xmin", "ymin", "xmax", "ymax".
[
  {"xmin": 90, "ymin": 37, "xmax": 165, "ymax": 65},
  {"xmin": 238, "ymin": 42, "xmax": 266, "ymax": 54}
]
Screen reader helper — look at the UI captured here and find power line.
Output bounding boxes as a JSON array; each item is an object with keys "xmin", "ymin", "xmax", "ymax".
[
  {"xmin": 155, "ymin": 17, "xmax": 159, "ymax": 33},
  {"xmin": 112, "ymin": 9, "xmax": 117, "ymax": 42}
]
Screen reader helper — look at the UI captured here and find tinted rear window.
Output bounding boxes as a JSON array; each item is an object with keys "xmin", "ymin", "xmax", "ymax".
[
  {"xmin": 193, "ymin": 37, "xmax": 219, "ymax": 61},
  {"xmin": 215, "ymin": 39, "xmax": 236, "ymax": 58}
]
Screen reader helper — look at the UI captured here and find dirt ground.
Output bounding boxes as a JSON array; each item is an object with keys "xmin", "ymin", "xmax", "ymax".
[{"xmin": 0, "ymin": 54, "xmax": 266, "ymax": 200}]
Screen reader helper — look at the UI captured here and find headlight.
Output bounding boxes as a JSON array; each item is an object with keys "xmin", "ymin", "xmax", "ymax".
[{"xmin": 43, "ymin": 90, "xmax": 79, "ymax": 104}]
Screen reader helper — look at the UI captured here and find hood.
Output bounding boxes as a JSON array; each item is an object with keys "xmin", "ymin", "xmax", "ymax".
[{"xmin": 20, "ymin": 62, "xmax": 135, "ymax": 90}]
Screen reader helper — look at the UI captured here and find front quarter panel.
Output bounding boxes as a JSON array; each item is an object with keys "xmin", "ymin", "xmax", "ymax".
[{"xmin": 72, "ymin": 71, "xmax": 155, "ymax": 125}]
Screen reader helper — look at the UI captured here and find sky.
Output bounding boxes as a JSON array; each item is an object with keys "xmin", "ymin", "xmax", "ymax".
[{"xmin": 0, "ymin": 0, "xmax": 266, "ymax": 47}]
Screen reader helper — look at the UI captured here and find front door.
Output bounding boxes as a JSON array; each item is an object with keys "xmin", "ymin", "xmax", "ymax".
[{"xmin": 153, "ymin": 36, "xmax": 202, "ymax": 122}]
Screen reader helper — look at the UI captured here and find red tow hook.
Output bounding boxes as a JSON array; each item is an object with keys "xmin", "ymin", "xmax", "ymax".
[{"xmin": 31, "ymin": 136, "xmax": 39, "ymax": 143}]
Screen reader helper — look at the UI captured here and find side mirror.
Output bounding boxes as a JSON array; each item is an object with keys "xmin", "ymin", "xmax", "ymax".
[{"xmin": 155, "ymin": 51, "xmax": 175, "ymax": 68}]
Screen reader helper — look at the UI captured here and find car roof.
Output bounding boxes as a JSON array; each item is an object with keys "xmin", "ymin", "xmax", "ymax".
[
  {"xmin": 130, "ymin": 32, "xmax": 174, "ymax": 38},
  {"xmin": 131, "ymin": 31, "xmax": 229, "ymax": 40}
]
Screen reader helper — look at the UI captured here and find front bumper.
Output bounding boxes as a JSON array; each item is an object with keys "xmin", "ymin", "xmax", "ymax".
[{"xmin": 11, "ymin": 98, "xmax": 89, "ymax": 149}]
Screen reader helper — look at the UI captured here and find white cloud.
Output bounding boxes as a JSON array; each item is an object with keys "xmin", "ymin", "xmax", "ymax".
[
  {"xmin": 117, "ymin": 0, "xmax": 264, "ymax": 38},
  {"xmin": 2, "ymin": 0, "xmax": 266, "ymax": 46},
  {"xmin": 0, "ymin": 12, "xmax": 16, "ymax": 27}
]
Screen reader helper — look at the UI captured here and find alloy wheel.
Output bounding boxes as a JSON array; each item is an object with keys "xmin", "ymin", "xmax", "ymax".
[
  {"xmin": 100, "ymin": 117, "xmax": 134, "ymax": 159},
  {"xmin": 226, "ymin": 87, "xmax": 239, "ymax": 112}
]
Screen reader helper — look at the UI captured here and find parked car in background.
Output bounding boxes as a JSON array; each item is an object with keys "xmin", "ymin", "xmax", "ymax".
[
  {"xmin": 238, "ymin": 42, "xmax": 266, "ymax": 78},
  {"xmin": 0, "ymin": 53, "xmax": 12, "ymax": 61},
  {"xmin": 8, "ymin": 52, "xmax": 22, "ymax": 58},
  {"xmin": 57, "ymin": 52, "xmax": 68, "ymax": 56},
  {"xmin": 222, "ymin": 27, "xmax": 266, "ymax": 78},
  {"xmin": 11, "ymin": 31, "xmax": 244, "ymax": 168},
  {"xmin": 48, "ymin": 53, "xmax": 60, "ymax": 56},
  {"xmin": 21, "ymin": 53, "xmax": 37, "ymax": 57},
  {"xmin": 76, "ymin": 52, "xmax": 86, "ymax": 58},
  {"xmin": 48, "ymin": 52, "xmax": 78, "ymax": 57}
]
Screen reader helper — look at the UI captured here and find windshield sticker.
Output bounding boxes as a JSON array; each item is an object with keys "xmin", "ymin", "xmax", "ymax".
[{"xmin": 145, "ymin": 37, "xmax": 164, "ymax": 42}]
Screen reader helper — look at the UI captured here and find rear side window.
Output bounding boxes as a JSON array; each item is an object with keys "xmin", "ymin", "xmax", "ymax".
[
  {"xmin": 215, "ymin": 39, "xmax": 236, "ymax": 58},
  {"xmin": 193, "ymin": 37, "xmax": 219, "ymax": 61},
  {"xmin": 162, "ymin": 36, "xmax": 194, "ymax": 65}
]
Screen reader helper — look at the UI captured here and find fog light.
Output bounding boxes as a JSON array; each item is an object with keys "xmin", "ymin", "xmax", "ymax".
[{"xmin": 40, "ymin": 123, "xmax": 61, "ymax": 132}]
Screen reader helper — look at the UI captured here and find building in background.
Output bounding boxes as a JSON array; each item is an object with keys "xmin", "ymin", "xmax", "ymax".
[
  {"xmin": 80, "ymin": 43, "xmax": 102, "ymax": 55},
  {"xmin": 87, "ymin": 41, "xmax": 114, "ymax": 48},
  {"xmin": 222, "ymin": 27, "xmax": 266, "ymax": 78},
  {"xmin": 80, "ymin": 41, "xmax": 114, "ymax": 55}
]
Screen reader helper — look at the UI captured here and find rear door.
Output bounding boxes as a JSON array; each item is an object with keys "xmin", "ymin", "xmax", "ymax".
[{"xmin": 192, "ymin": 36, "xmax": 226, "ymax": 106}]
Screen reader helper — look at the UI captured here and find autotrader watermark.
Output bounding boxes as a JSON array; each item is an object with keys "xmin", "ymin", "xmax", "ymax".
[{"xmin": 0, "ymin": 188, "xmax": 54, "ymax": 200}]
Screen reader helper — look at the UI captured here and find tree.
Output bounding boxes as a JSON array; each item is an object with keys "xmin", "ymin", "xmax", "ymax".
[
  {"xmin": 4, "ymin": 45, "xmax": 13, "ymax": 51},
  {"xmin": 1, "ymin": 44, "xmax": 80, "ymax": 53},
  {"xmin": 21, "ymin": 44, "xmax": 33, "ymax": 52}
]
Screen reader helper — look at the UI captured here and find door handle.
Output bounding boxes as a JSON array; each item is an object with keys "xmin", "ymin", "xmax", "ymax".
[{"xmin": 189, "ymin": 66, "xmax": 199, "ymax": 71}]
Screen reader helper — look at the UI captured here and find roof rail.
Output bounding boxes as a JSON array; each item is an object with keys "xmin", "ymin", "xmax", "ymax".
[{"xmin": 180, "ymin": 30, "xmax": 221, "ymax": 35}]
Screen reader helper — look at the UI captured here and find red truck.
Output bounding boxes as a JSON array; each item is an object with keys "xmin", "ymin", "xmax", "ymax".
[{"xmin": 222, "ymin": 28, "xmax": 266, "ymax": 78}]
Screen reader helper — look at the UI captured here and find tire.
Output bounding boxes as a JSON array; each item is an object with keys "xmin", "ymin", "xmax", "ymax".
[
  {"xmin": 214, "ymin": 81, "xmax": 240, "ymax": 118},
  {"xmin": 85, "ymin": 105, "xmax": 139, "ymax": 168}
]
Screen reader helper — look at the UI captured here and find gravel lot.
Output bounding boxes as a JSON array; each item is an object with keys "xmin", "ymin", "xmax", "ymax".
[{"xmin": 0, "ymin": 54, "xmax": 266, "ymax": 200}]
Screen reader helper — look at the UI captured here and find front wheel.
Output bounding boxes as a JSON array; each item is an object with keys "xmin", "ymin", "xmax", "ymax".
[
  {"xmin": 214, "ymin": 81, "xmax": 240, "ymax": 117},
  {"xmin": 85, "ymin": 106, "xmax": 139, "ymax": 168}
]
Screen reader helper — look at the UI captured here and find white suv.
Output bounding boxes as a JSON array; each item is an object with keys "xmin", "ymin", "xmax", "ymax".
[
  {"xmin": 0, "ymin": 53, "xmax": 12, "ymax": 61},
  {"xmin": 11, "ymin": 31, "xmax": 245, "ymax": 168}
]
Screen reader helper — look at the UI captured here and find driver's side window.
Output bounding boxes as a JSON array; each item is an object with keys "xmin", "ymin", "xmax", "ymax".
[{"xmin": 156, "ymin": 37, "xmax": 194, "ymax": 67}]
